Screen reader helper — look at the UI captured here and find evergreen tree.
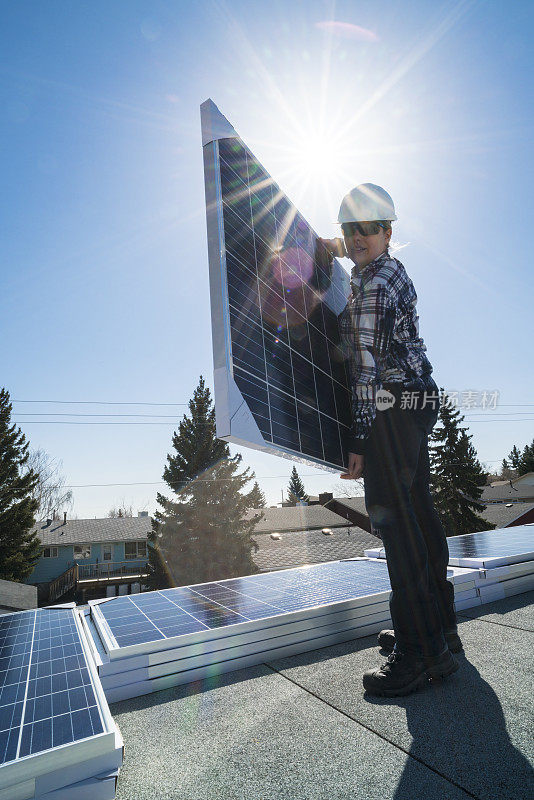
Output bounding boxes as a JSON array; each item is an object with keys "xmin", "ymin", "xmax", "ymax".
[
  {"xmin": 148, "ymin": 377, "xmax": 262, "ymax": 589},
  {"xmin": 0, "ymin": 388, "xmax": 41, "ymax": 581},
  {"xmin": 517, "ymin": 438, "xmax": 534, "ymax": 475},
  {"xmin": 247, "ymin": 481, "xmax": 267, "ymax": 509},
  {"xmin": 287, "ymin": 466, "xmax": 309, "ymax": 506},
  {"xmin": 499, "ymin": 458, "xmax": 518, "ymax": 482},
  {"xmin": 429, "ymin": 388, "xmax": 492, "ymax": 537},
  {"xmin": 508, "ymin": 445, "xmax": 522, "ymax": 470}
]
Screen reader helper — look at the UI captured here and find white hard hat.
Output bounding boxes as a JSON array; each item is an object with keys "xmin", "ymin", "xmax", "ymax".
[{"xmin": 338, "ymin": 183, "xmax": 397, "ymax": 223}]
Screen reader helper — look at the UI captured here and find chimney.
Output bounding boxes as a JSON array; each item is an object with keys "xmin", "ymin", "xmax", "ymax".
[
  {"xmin": 63, "ymin": 511, "xmax": 67, "ymax": 525},
  {"xmin": 319, "ymin": 492, "xmax": 334, "ymax": 505},
  {"xmin": 138, "ymin": 511, "xmax": 149, "ymax": 517},
  {"xmin": 46, "ymin": 518, "xmax": 52, "ymax": 527}
]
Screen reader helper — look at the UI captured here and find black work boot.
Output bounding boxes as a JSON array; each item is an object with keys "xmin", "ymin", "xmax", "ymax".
[
  {"xmin": 362, "ymin": 648, "xmax": 459, "ymax": 697},
  {"xmin": 377, "ymin": 628, "xmax": 463, "ymax": 654}
]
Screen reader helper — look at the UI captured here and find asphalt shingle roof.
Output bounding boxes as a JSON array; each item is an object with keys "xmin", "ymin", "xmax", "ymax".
[
  {"xmin": 252, "ymin": 525, "xmax": 380, "ymax": 572},
  {"xmin": 246, "ymin": 505, "xmax": 349, "ymax": 533},
  {"xmin": 332, "ymin": 496, "xmax": 368, "ymax": 513},
  {"xmin": 479, "ymin": 502, "xmax": 534, "ymax": 529},
  {"xmin": 33, "ymin": 517, "xmax": 152, "ymax": 546},
  {"xmin": 479, "ymin": 480, "xmax": 534, "ymax": 503}
]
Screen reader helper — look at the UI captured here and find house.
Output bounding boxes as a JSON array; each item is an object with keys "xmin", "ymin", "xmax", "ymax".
[
  {"xmin": 324, "ymin": 496, "xmax": 371, "ymax": 532},
  {"xmin": 245, "ymin": 500, "xmax": 379, "ymax": 572},
  {"xmin": 245, "ymin": 504, "xmax": 351, "ymax": 534},
  {"xmin": 0, "ymin": 578, "xmax": 37, "ymax": 615},
  {"xmin": 461, "ymin": 472, "xmax": 534, "ymax": 528},
  {"xmin": 478, "ymin": 472, "xmax": 534, "ymax": 503},
  {"xmin": 252, "ymin": 525, "xmax": 379, "ymax": 572},
  {"xmin": 27, "ymin": 514, "xmax": 152, "ymax": 603}
]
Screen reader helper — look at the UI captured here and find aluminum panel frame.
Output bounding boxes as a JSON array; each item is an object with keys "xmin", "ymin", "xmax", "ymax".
[
  {"xmin": 97, "ymin": 595, "xmax": 392, "ymax": 677},
  {"xmin": 100, "ymin": 605, "xmax": 393, "ymax": 691},
  {"xmin": 201, "ymin": 98, "xmax": 351, "ymax": 473},
  {"xmin": 0, "ymin": 609, "xmax": 121, "ymax": 797},
  {"xmin": 103, "ymin": 616, "xmax": 390, "ymax": 703}
]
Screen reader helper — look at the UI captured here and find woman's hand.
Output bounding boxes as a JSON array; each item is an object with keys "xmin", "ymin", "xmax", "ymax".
[
  {"xmin": 318, "ymin": 237, "xmax": 347, "ymax": 258},
  {"xmin": 340, "ymin": 452, "xmax": 364, "ymax": 480}
]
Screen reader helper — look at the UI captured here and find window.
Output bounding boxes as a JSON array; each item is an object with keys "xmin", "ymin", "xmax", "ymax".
[
  {"xmin": 42, "ymin": 546, "xmax": 58, "ymax": 558},
  {"xmin": 102, "ymin": 544, "xmax": 112, "ymax": 561},
  {"xmin": 73, "ymin": 544, "xmax": 91, "ymax": 560},
  {"xmin": 125, "ymin": 541, "xmax": 147, "ymax": 560}
]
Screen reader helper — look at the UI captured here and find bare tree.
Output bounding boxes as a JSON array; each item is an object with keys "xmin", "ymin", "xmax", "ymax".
[
  {"xmin": 108, "ymin": 501, "xmax": 134, "ymax": 518},
  {"xmin": 27, "ymin": 448, "xmax": 73, "ymax": 521},
  {"xmin": 332, "ymin": 481, "xmax": 364, "ymax": 498}
]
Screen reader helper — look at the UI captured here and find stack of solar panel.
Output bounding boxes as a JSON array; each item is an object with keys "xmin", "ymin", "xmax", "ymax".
[
  {"xmin": 0, "ymin": 607, "xmax": 123, "ymax": 800},
  {"xmin": 86, "ymin": 558, "xmax": 479, "ymax": 703},
  {"xmin": 365, "ymin": 525, "xmax": 534, "ymax": 606}
]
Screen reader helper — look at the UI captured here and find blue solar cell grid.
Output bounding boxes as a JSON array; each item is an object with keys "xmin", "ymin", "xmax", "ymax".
[
  {"xmin": 0, "ymin": 609, "xmax": 104, "ymax": 767},
  {"xmin": 446, "ymin": 527, "xmax": 534, "ymax": 561},
  {"xmin": 95, "ymin": 560, "xmax": 392, "ymax": 650},
  {"xmin": 216, "ymin": 136, "xmax": 352, "ymax": 469}
]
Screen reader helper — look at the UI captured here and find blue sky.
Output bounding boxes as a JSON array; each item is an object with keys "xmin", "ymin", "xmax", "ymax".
[{"xmin": 1, "ymin": 0, "xmax": 533, "ymax": 517}]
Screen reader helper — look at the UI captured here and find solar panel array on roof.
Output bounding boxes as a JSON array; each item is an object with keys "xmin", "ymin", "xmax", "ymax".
[
  {"xmin": 445, "ymin": 525, "xmax": 534, "ymax": 568},
  {"xmin": 364, "ymin": 526, "xmax": 534, "ymax": 603},
  {"xmin": 365, "ymin": 525, "xmax": 534, "ymax": 568},
  {"xmin": 0, "ymin": 607, "xmax": 122, "ymax": 800},
  {"xmin": 88, "ymin": 559, "xmax": 479, "ymax": 702},
  {"xmin": 202, "ymin": 98, "xmax": 352, "ymax": 471}
]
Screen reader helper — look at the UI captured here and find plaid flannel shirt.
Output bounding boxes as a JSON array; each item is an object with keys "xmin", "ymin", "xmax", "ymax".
[{"xmin": 339, "ymin": 251, "xmax": 435, "ymax": 455}]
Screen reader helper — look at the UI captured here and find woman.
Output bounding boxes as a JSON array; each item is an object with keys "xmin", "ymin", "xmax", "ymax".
[{"xmin": 321, "ymin": 183, "xmax": 461, "ymax": 697}]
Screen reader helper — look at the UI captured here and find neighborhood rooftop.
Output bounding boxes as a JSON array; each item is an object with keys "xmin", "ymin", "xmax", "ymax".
[
  {"xmin": 244, "ymin": 504, "xmax": 353, "ymax": 533},
  {"xmin": 252, "ymin": 525, "xmax": 379, "ymax": 572},
  {"xmin": 33, "ymin": 516, "xmax": 153, "ymax": 546}
]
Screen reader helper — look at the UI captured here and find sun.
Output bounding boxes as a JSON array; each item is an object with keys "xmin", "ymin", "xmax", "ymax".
[{"xmin": 295, "ymin": 131, "xmax": 342, "ymax": 180}]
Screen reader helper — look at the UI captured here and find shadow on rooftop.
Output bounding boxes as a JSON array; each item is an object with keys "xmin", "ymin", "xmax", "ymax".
[
  {"xmin": 365, "ymin": 651, "xmax": 534, "ymax": 800},
  {"xmin": 455, "ymin": 589, "xmax": 534, "ymax": 624}
]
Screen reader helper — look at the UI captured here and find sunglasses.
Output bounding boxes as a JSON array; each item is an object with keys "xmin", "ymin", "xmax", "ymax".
[{"xmin": 341, "ymin": 221, "xmax": 388, "ymax": 237}]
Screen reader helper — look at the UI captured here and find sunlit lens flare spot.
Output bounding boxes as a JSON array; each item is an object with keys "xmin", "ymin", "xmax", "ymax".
[{"xmin": 271, "ymin": 247, "xmax": 314, "ymax": 289}]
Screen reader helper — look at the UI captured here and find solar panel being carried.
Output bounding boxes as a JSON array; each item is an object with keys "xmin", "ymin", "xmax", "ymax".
[{"xmin": 201, "ymin": 99, "xmax": 352, "ymax": 471}]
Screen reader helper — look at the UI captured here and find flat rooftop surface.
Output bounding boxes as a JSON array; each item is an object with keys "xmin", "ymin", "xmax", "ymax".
[{"xmin": 111, "ymin": 591, "xmax": 534, "ymax": 800}]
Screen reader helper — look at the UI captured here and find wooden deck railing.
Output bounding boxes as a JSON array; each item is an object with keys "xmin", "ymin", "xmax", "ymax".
[
  {"xmin": 48, "ymin": 561, "xmax": 149, "ymax": 602},
  {"xmin": 77, "ymin": 560, "xmax": 149, "ymax": 582},
  {"xmin": 49, "ymin": 563, "xmax": 79, "ymax": 602}
]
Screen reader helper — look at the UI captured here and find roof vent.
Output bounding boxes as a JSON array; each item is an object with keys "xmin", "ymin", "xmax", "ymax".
[
  {"xmin": 63, "ymin": 512, "xmax": 67, "ymax": 525},
  {"xmin": 322, "ymin": 528, "xmax": 333, "ymax": 535},
  {"xmin": 270, "ymin": 532, "xmax": 281, "ymax": 540},
  {"xmin": 505, "ymin": 503, "xmax": 513, "ymax": 507}
]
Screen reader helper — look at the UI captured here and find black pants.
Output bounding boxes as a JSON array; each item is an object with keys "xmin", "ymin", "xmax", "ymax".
[{"xmin": 362, "ymin": 379, "xmax": 456, "ymax": 657}]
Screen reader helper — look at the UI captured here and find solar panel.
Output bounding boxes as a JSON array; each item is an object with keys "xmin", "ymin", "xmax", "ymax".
[
  {"xmin": 445, "ymin": 525, "xmax": 534, "ymax": 568},
  {"xmin": 366, "ymin": 525, "xmax": 534, "ymax": 569},
  {"xmin": 0, "ymin": 610, "xmax": 103, "ymax": 766},
  {"xmin": 0, "ymin": 608, "xmax": 120, "ymax": 798},
  {"xmin": 92, "ymin": 559, "xmax": 392, "ymax": 656},
  {"xmin": 91, "ymin": 559, "xmax": 477, "ymax": 663},
  {"xmin": 201, "ymin": 99, "xmax": 352, "ymax": 471}
]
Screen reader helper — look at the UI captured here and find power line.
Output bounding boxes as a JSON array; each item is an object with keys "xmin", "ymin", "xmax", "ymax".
[
  {"xmin": 17, "ymin": 411, "xmax": 188, "ymax": 424},
  {"xmin": 13, "ymin": 411, "xmax": 534, "ymax": 419},
  {"xmin": 21, "ymin": 460, "xmax": 507, "ymax": 489},
  {"xmin": 11, "ymin": 398, "xmax": 534, "ymax": 408},
  {"xmin": 13, "ymin": 400, "xmax": 189, "ymax": 406},
  {"xmin": 13, "ymin": 418, "xmax": 534, "ymax": 425}
]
